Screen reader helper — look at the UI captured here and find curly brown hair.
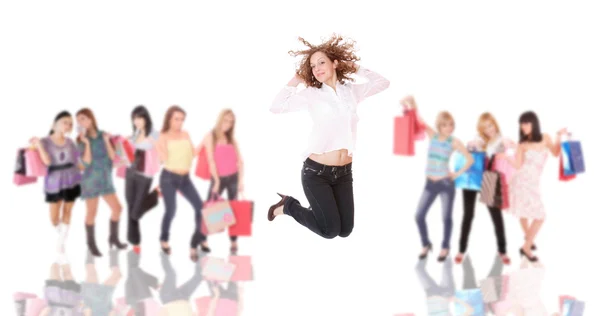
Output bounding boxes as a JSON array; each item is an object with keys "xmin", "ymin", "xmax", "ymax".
[{"xmin": 289, "ymin": 34, "xmax": 360, "ymax": 88}]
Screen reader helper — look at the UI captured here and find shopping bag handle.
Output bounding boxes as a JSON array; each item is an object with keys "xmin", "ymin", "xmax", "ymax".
[{"xmin": 208, "ymin": 192, "xmax": 223, "ymax": 202}]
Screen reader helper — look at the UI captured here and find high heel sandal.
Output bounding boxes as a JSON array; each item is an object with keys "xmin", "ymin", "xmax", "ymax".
[
  {"xmin": 500, "ymin": 253, "xmax": 511, "ymax": 265},
  {"xmin": 419, "ymin": 244, "xmax": 432, "ymax": 260},
  {"xmin": 230, "ymin": 244, "xmax": 238, "ymax": 255},
  {"xmin": 437, "ymin": 249, "xmax": 450, "ymax": 262},
  {"xmin": 454, "ymin": 253, "xmax": 465, "ymax": 264},
  {"xmin": 519, "ymin": 248, "xmax": 538, "ymax": 262},
  {"xmin": 200, "ymin": 244, "xmax": 211, "ymax": 253},
  {"xmin": 268, "ymin": 193, "xmax": 287, "ymax": 221},
  {"xmin": 161, "ymin": 245, "xmax": 171, "ymax": 255}
]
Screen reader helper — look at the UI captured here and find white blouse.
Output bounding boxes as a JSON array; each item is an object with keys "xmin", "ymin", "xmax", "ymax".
[{"xmin": 270, "ymin": 67, "xmax": 390, "ymax": 159}]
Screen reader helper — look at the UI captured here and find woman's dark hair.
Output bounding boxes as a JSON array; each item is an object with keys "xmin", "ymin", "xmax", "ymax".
[
  {"xmin": 49, "ymin": 111, "xmax": 72, "ymax": 135},
  {"xmin": 518, "ymin": 111, "xmax": 542, "ymax": 143},
  {"xmin": 131, "ymin": 105, "xmax": 153, "ymax": 136}
]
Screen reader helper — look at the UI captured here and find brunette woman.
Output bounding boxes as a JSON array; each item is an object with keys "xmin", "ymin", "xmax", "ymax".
[
  {"xmin": 76, "ymin": 108, "xmax": 127, "ymax": 257},
  {"xmin": 267, "ymin": 34, "xmax": 390, "ymax": 239},
  {"xmin": 125, "ymin": 105, "xmax": 160, "ymax": 254},
  {"xmin": 402, "ymin": 96, "xmax": 473, "ymax": 262},
  {"xmin": 157, "ymin": 105, "xmax": 209, "ymax": 262},
  {"xmin": 30, "ymin": 111, "xmax": 82, "ymax": 254},
  {"xmin": 455, "ymin": 113, "xmax": 513, "ymax": 265},
  {"xmin": 200, "ymin": 109, "xmax": 244, "ymax": 253},
  {"xmin": 498, "ymin": 111, "xmax": 567, "ymax": 262}
]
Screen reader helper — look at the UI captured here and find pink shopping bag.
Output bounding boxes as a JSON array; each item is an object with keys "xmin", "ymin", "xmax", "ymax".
[
  {"xmin": 13, "ymin": 292, "xmax": 38, "ymax": 301},
  {"xmin": 144, "ymin": 148, "xmax": 160, "ymax": 176},
  {"xmin": 229, "ymin": 255, "xmax": 253, "ymax": 281},
  {"xmin": 14, "ymin": 173, "xmax": 37, "ymax": 186},
  {"xmin": 24, "ymin": 298, "xmax": 47, "ymax": 316},
  {"xmin": 202, "ymin": 256, "xmax": 236, "ymax": 282},
  {"xmin": 196, "ymin": 297, "xmax": 238, "ymax": 316},
  {"xmin": 201, "ymin": 196, "xmax": 236, "ymax": 234},
  {"xmin": 25, "ymin": 149, "xmax": 47, "ymax": 177},
  {"xmin": 116, "ymin": 165, "xmax": 127, "ymax": 179}
]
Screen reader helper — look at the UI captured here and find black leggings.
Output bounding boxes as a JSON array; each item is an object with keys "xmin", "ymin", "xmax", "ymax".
[
  {"xmin": 458, "ymin": 190, "xmax": 507, "ymax": 254},
  {"xmin": 207, "ymin": 173, "xmax": 239, "ymax": 242},
  {"xmin": 125, "ymin": 168, "xmax": 159, "ymax": 245},
  {"xmin": 283, "ymin": 158, "xmax": 354, "ymax": 239}
]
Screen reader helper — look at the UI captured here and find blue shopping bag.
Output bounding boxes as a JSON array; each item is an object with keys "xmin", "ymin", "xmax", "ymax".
[
  {"xmin": 561, "ymin": 141, "xmax": 585, "ymax": 176},
  {"xmin": 453, "ymin": 151, "xmax": 485, "ymax": 191},
  {"xmin": 454, "ymin": 289, "xmax": 485, "ymax": 316}
]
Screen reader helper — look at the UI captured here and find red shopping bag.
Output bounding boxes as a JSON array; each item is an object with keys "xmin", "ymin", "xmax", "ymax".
[
  {"xmin": 229, "ymin": 255, "xmax": 253, "ymax": 281},
  {"xmin": 408, "ymin": 109, "xmax": 426, "ymax": 141},
  {"xmin": 195, "ymin": 146, "xmax": 211, "ymax": 180},
  {"xmin": 393, "ymin": 112, "xmax": 415, "ymax": 156},
  {"xmin": 559, "ymin": 155, "xmax": 576, "ymax": 181},
  {"xmin": 228, "ymin": 199, "xmax": 253, "ymax": 236},
  {"xmin": 116, "ymin": 165, "xmax": 127, "ymax": 179}
]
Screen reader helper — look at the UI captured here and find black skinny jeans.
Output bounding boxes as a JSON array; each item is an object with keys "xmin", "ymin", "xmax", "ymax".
[
  {"xmin": 283, "ymin": 158, "xmax": 354, "ymax": 239},
  {"xmin": 207, "ymin": 173, "xmax": 239, "ymax": 242},
  {"xmin": 125, "ymin": 167, "xmax": 159, "ymax": 245},
  {"xmin": 458, "ymin": 190, "xmax": 507, "ymax": 254}
]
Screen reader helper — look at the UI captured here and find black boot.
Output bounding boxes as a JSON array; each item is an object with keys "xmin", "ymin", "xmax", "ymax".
[
  {"xmin": 85, "ymin": 224, "xmax": 103, "ymax": 257},
  {"xmin": 109, "ymin": 220, "xmax": 127, "ymax": 250}
]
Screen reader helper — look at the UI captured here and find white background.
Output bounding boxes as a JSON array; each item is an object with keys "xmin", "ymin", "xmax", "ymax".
[{"xmin": 1, "ymin": 1, "xmax": 598, "ymax": 315}]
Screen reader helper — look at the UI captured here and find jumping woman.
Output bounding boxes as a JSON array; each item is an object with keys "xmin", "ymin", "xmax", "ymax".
[{"xmin": 267, "ymin": 34, "xmax": 390, "ymax": 238}]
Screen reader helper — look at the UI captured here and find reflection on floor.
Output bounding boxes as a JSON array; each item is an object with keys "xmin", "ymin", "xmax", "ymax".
[
  {"xmin": 394, "ymin": 255, "xmax": 586, "ymax": 316},
  {"xmin": 13, "ymin": 250, "xmax": 254, "ymax": 315}
]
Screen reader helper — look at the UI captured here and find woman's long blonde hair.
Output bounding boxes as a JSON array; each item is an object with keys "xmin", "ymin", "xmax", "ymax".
[
  {"xmin": 212, "ymin": 109, "xmax": 236, "ymax": 144},
  {"xmin": 477, "ymin": 112, "xmax": 501, "ymax": 149}
]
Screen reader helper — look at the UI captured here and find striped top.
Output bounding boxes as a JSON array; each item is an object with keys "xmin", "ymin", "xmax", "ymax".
[{"xmin": 425, "ymin": 135, "xmax": 454, "ymax": 177}]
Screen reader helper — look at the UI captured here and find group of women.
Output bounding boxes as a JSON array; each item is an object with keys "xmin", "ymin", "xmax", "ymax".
[
  {"xmin": 266, "ymin": 35, "xmax": 568, "ymax": 265},
  {"xmin": 31, "ymin": 106, "xmax": 244, "ymax": 262}
]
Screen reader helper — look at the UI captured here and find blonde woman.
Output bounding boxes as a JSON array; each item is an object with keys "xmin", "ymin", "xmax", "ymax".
[
  {"xmin": 198, "ymin": 109, "xmax": 244, "ymax": 253},
  {"xmin": 402, "ymin": 96, "xmax": 473, "ymax": 262},
  {"xmin": 455, "ymin": 113, "xmax": 514, "ymax": 265}
]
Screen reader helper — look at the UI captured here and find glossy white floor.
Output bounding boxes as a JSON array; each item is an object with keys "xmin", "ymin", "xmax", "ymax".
[{"xmin": 2, "ymin": 1, "xmax": 599, "ymax": 314}]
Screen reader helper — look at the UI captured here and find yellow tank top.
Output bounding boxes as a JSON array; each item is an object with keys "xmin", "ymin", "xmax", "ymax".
[{"xmin": 165, "ymin": 139, "xmax": 193, "ymax": 171}]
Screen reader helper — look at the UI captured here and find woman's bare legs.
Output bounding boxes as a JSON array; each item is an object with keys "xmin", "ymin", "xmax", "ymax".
[
  {"xmin": 523, "ymin": 219, "xmax": 544, "ymax": 257},
  {"xmin": 102, "ymin": 193, "xmax": 123, "ymax": 221},
  {"xmin": 103, "ymin": 193, "xmax": 127, "ymax": 249},
  {"xmin": 85, "ymin": 198, "xmax": 99, "ymax": 225}
]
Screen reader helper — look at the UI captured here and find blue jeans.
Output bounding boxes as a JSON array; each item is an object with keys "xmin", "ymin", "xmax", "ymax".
[
  {"xmin": 159, "ymin": 170, "xmax": 205, "ymax": 248},
  {"xmin": 415, "ymin": 178, "xmax": 456, "ymax": 249}
]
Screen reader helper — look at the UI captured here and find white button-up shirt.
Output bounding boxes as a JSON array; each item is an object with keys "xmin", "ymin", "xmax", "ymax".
[{"xmin": 270, "ymin": 67, "xmax": 390, "ymax": 158}]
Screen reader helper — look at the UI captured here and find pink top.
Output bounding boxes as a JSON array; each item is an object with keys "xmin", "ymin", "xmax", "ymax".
[{"xmin": 214, "ymin": 144, "xmax": 238, "ymax": 176}]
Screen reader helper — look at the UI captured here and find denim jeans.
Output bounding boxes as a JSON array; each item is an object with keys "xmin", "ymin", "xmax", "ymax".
[
  {"xmin": 207, "ymin": 173, "xmax": 239, "ymax": 242},
  {"xmin": 283, "ymin": 158, "xmax": 354, "ymax": 239},
  {"xmin": 415, "ymin": 178, "xmax": 456, "ymax": 249},
  {"xmin": 125, "ymin": 168, "xmax": 159, "ymax": 245},
  {"xmin": 159, "ymin": 169, "xmax": 205, "ymax": 248},
  {"xmin": 458, "ymin": 190, "xmax": 507, "ymax": 254}
]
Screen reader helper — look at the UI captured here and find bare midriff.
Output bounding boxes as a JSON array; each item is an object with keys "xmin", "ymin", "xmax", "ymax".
[{"xmin": 309, "ymin": 149, "xmax": 352, "ymax": 166}]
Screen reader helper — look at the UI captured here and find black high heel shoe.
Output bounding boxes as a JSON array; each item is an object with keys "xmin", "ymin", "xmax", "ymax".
[
  {"xmin": 419, "ymin": 244, "xmax": 432, "ymax": 260},
  {"xmin": 268, "ymin": 193, "xmax": 287, "ymax": 221},
  {"xmin": 519, "ymin": 248, "xmax": 538, "ymax": 262},
  {"xmin": 200, "ymin": 244, "xmax": 211, "ymax": 253},
  {"xmin": 437, "ymin": 249, "xmax": 450, "ymax": 262}
]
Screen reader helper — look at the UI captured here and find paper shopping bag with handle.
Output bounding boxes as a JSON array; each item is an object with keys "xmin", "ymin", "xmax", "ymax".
[
  {"xmin": 393, "ymin": 110, "xmax": 415, "ymax": 156},
  {"xmin": 25, "ymin": 148, "xmax": 47, "ymax": 177},
  {"xmin": 194, "ymin": 146, "xmax": 211, "ymax": 180},
  {"xmin": 201, "ymin": 195, "xmax": 236, "ymax": 234},
  {"xmin": 202, "ymin": 256, "xmax": 236, "ymax": 282},
  {"xmin": 228, "ymin": 194, "xmax": 253, "ymax": 237}
]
